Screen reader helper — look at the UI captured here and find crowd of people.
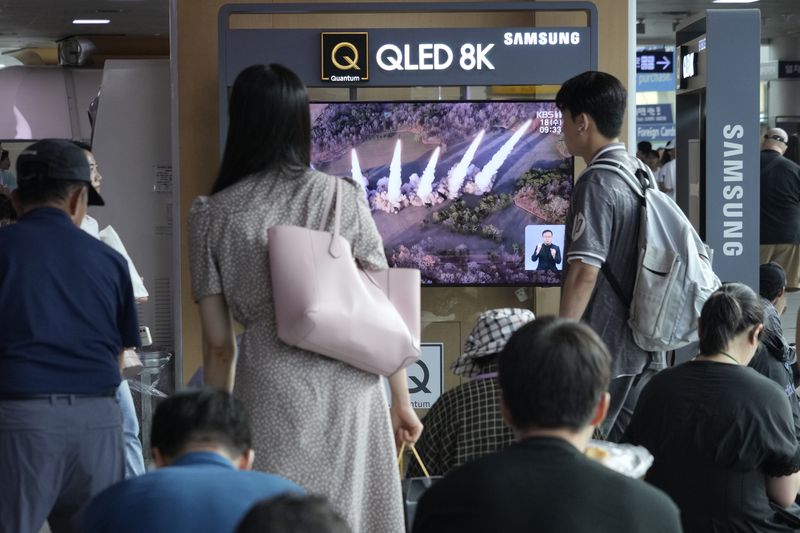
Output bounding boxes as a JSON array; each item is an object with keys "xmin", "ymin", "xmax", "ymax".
[{"xmin": 1, "ymin": 64, "xmax": 799, "ymax": 533}]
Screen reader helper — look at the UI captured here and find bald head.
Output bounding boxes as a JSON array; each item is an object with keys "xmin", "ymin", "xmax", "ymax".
[{"xmin": 762, "ymin": 128, "xmax": 789, "ymax": 154}]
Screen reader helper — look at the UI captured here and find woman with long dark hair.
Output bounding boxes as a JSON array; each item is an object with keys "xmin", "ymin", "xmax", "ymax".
[
  {"xmin": 625, "ymin": 283, "xmax": 800, "ymax": 532},
  {"xmin": 188, "ymin": 64, "xmax": 421, "ymax": 532}
]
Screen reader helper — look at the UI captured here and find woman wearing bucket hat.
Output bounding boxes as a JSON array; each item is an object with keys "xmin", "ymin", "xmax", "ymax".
[{"xmin": 407, "ymin": 308, "xmax": 535, "ymax": 477}]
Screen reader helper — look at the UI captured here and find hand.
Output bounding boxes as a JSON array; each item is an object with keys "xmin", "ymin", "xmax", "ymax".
[
  {"xmin": 551, "ymin": 248, "xmax": 557, "ymax": 258},
  {"xmin": 534, "ymin": 243, "xmax": 542, "ymax": 256},
  {"xmin": 390, "ymin": 401, "xmax": 423, "ymax": 448}
]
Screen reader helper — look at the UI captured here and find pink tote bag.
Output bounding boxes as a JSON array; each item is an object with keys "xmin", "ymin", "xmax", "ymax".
[{"xmin": 268, "ymin": 178, "xmax": 421, "ymax": 376}]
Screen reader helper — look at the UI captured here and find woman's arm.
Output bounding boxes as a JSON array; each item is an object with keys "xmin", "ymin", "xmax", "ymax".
[
  {"xmin": 388, "ymin": 369, "xmax": 423, "ymax": 447},
  {"xmin": 767, "ymin": 471, "xmax": 800, "ymax": 507},
  {"xmin": 198, "ymin": 294, "xmax": 237, "ymax": 392}
]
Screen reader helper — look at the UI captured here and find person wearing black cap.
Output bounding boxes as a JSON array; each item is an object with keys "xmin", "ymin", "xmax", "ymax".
[
  {"xmin": 0, "ymin": 139, "xmax": 140, "ymax": 533},
  {"xmin": 749, "ymin": 262, "xmax": 800, "ymax": 440},
  {"xmin": 760, "ymin": 127, "xmax": 800, "ymax": 291}
]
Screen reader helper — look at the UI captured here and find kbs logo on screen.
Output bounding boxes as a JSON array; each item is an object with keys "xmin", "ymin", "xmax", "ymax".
[{"xmin": 321, "ymin": 32, "xmax": 369, "ymax": 82}]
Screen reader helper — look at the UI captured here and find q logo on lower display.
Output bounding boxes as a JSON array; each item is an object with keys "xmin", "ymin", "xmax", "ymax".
[
  {"xmin": 321, "ymin": 32, "xmax": 369, "ymax": 82},
  {"xmin": 407, "ymin": 344, "xmax": 443, "ymax": 409}
]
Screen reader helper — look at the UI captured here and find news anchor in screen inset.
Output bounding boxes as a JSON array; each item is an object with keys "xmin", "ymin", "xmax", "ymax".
[
  {"xmin": 525, "ymin": 225, "xmax": 564, "ymax": 274},
  {"xmin": 531, "ymin": 229, "xmax": 562, "ymax": 272}
]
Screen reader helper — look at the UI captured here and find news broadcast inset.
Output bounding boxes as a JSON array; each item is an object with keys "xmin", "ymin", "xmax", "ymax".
[{"xmin": 310, "ymin": 101, "xmax": 573, "ymax": 286}]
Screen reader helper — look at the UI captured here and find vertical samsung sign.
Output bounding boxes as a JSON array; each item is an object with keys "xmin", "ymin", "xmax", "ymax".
[{"xmin": 705, "ymin": 10, "xmax": 760, "ymax": 289}]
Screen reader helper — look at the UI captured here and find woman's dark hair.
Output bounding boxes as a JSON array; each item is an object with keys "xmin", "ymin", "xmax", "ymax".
[
  {"xmin": 498, "ymin": 317, "xmax": 611, "ymax": 432},
  {"xmin": 212, "ymin": 64, "xmax": 311, "ymax": 194},
  {"xmin": 555, "ymin": 71, "xmax": 626, "ymax": 139},
  {"xmin": 698, "ymin": 282, "xmax": 763, "ymax": 356}
]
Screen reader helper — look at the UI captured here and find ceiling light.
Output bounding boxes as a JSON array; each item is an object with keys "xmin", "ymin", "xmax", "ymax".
[
  {"xmin": 712, "ymin": 0, "xmax": 759, "ymax": 3},
  {"xmin": 72, "ymin": 19, "xmax": 110, "ymax": 24}
]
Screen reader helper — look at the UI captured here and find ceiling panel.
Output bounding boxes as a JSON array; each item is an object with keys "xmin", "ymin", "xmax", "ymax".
[
  {"xmin": 0, "ymin": 0, "xmax": 168, "ymax": 52},
  {"xmin": 0, "ymin": 1, "xmax": 796, "ymax": 55},
  {"xmin": 637, "ymin": 0, "xmax": 800, "ymax": 42}
]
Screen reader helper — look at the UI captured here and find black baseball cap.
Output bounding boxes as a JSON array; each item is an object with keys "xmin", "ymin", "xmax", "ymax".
[{"xmin": 16, "ymin": 139, "xmax": 104, "ymax": 206}]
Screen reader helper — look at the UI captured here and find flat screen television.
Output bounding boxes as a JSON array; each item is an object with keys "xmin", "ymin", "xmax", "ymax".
[{"xmin": 310, "ymin": 101, "xmax": 574, "ymax": 286}]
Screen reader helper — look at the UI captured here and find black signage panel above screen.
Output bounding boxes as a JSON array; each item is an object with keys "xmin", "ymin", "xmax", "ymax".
[{"xmin": 224, "ymin": 27, "xmax": 593, "ymax": 88}]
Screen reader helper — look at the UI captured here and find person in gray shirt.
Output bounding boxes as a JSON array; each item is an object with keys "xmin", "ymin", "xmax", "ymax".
[{"xmin": 556, "ymin": 71, "xmax": 666, "ymax": 441}]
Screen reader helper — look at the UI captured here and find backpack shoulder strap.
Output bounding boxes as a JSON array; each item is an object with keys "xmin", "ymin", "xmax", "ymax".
[{"xmin": 585, "ymin": 155, "xmax": 651, "ymax": 310}]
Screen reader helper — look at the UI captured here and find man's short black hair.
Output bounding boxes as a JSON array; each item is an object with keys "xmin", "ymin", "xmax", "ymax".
[
  {"xmin": 15, "ymin": 178, "xmax": 87, "ymax": 207},
  {"xmin": 235, "ymin": 495, "xmax": 351, "ymax": 533},
  {"xmin": 760, "ymin": 262, "xmax": 786, "ymax": 302},
  {"xmin": 542, "ymin": 229, "xmax": 553, "ymax": 236},
  {"xmin": 151, "ymin": 388, "xmax": 253, "ymax": 459},
  {"xmin": 637, "ymin": 141, "xmax": 652, "ymax": 153},
  {"xmin": 555, "ymin": 71, "xmax": 627, "ymax": 139},
  {"xmin": 498, "ymin": 317, "xmax": 611, "ymax": 432}
]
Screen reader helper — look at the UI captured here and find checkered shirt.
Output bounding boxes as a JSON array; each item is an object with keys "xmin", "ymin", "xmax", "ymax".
[{"xmin": 407, "ymin": 361, "xmax": 515, "ymax": 477}]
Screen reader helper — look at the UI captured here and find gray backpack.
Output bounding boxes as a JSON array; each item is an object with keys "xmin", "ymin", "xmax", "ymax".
[{"xmin": 590, "ymin": 157, "xmax": 721, "ymax": 352}]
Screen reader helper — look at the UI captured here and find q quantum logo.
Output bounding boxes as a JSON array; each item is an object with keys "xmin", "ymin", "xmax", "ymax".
[{"xmin": 321, "ymin": 32, "xmax": 369, "ymax": 82}]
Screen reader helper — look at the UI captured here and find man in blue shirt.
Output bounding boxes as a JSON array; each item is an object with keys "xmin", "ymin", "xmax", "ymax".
[
  {"xmin": 0, "ymin": 139, "xmax": 141, "ymax": 533},
  {"xmin": 84, "ymin": 388, "xmax": 304, "ymax": 533}
]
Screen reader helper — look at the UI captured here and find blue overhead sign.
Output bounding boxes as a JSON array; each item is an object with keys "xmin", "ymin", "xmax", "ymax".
[
  {"xmin": 636, "ymin": 71, "xmax": 676, "ymax": 93},
  {"xmin": 637, "ymin": 104, "xmax": 675, "ymax": 143},
  {"xmin": 637, "ymin": 104, "xmax": 673, "ymax": 124},
  {"xmin": 636, "ymin": 50, "xmax": 673, "ymax": 73}
]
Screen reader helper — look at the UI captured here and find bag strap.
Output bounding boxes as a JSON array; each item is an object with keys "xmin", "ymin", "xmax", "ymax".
[
  {"xmin": 398, "ymin": 442, "xmax": 431, "ymax": 478},
  {"xmin": 585, "ymin": 156, "xmax": 649, "ymax": 310},
  {"xmin": 317, "ymin": 178, "xmax": 337, "ymax": 232},
  {"xmin": 318, "ymin": 178, "xmax": 344, "ymax": 259}
]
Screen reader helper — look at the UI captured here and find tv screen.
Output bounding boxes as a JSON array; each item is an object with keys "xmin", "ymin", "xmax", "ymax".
[{"xmin": 310, "ymin": 101, "xmax": 573, "ymax": 286}]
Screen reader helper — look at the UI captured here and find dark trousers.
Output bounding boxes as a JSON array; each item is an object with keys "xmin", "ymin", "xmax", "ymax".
[
  {"xmin": 599, "ymin": 367, "xmax": 659, "ymax": 443},
  {"xmin": 0, "ymin": 396, "xmax": 123, "ymax": 533}
]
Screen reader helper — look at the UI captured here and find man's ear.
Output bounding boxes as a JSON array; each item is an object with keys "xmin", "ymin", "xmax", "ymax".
[
  {"xmin": 235, "ymin": 449, "xmax": 255, "ymax": 471},
  {"xmin": 9, "ymin": 189, "xmax": 22, "ymax": 216},
  {"xmin": 67, "ymin": 186, "xmax": 87, "ymax": 222},
  {"xmin": 751, "ymin": 324, "xmax": 765, "ymax": 344},
  {"xmin": 152, "ymin": 447, "xmax": 168, "ymax": 468},
  {"xmin": 590, "ymin": 392, "xmax": 610, "ymax": 427}
]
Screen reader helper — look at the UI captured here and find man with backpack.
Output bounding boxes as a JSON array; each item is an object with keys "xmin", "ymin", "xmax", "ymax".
[{"xmin": 556, "ymin": 72, "xmax": 668, "ymax": 442}]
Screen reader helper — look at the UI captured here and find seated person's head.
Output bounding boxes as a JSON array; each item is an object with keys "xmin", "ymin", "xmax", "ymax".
[
  {"xmin": 150, "ymin": 388, "xmax": 255, "ymax": 469},
  {"xmin": 698, "ymin": 283, "xmax": 764, "ymax": 359},
  {"xmin": 760, "ymin": 262, "xmax": 787, "ymax": 306},
  {"xmin": 636, "ymin": 141, "xmax": 653, "ymax": 160},
  {"xmin": 452, "ymin": 308, "xmax": 535, "ymax": 378},
  {"xmin": 645, "ymin": 150, "xmax": 661, "ymax": 171},
  {"xmin": 235, "ymin": 494, "xmax": 351, "ymax": 533},
  {"xmin": 0, "ymin": 149, "xmax": 10, "ymax": 170},
  {"xmin": 498, "ymin": 317, "xmax": 611, "ymax": 440}
]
